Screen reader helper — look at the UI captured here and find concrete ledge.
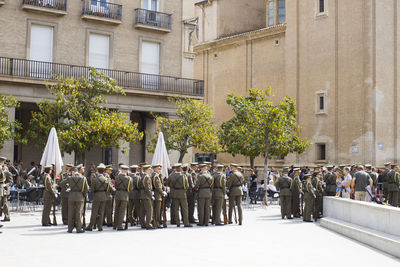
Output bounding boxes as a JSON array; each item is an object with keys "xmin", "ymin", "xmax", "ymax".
[
  {"xmin": 321, "ymin": 217, "xmax": 400, "ymax": 258},
  {"xmin": 323, "ymin": 197, "xmax": 400, "ymax": 236}
]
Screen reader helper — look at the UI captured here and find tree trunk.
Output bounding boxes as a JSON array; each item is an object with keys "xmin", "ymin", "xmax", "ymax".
[
  {"xmin": 250, "ymin": 157, "xmax": 255, "ymax": 170},
  {"xmin": 178, "ymin": 152, "xmax": 185, "ymax": 163},
  {"xmin": 263, "ymin": 131, "xmax": 269, "ymax": 182}
]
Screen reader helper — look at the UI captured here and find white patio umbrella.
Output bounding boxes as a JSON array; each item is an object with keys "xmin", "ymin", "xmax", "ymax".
[
  {"xmin": 151, "ymin": 132, "xmax": 171, "ymax": 178},
  {"xmin": 40, "ymin": 127, "xmax": 64, "ymax": 176}
]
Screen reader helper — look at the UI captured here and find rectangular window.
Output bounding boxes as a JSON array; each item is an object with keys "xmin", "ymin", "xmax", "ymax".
[
  {"xmin": 319, "ymin": 96, "xmax": 324, "ymax": 110},
  {"xmin": 278, "ymin": 0, "xmax": 286, "ymax": 24},
  {"xmin": 143, "ymin": 0, "xmax": 159, "ymax": 11},
  {"xmin": 89, "ymin": 33, "xmax": 110, "ymax": 69},
  {"xmin": 104, "ymin": 148, "xmax": 112, "ymax": 165},
  {"xmin": 141, "ymin": 41, "xmax": 160, "ymax": 89},
  {"xmin": 30, "ymin": 24, "xmax": 53, "ymax": 62},
  {"xmin": 268, "ymin": 1, "xmax": 274, "ymax": 27},
  {"xmin": 29, "ymin": 24, "xmax": 54, "ymax": 78},
  {"xmin": 317, "ymin": 144, "xmax": 326, "ymax": 161},
  {"xmin": 319, "ymin": 0, "xmax": 325, "ymax": 13}
]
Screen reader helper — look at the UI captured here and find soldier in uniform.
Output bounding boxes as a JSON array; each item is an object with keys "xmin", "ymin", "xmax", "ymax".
[
  {"xmin": 312, "ymin": 172, "xmax": 324, "ymax": 220},
  {"xmin": 290, "ymin": 168, "xmax": 302, "ymax": 218},
  {"xmin": 152, "ymin": 164, "xmax": 165, "ymax": 228},
  {"xmin": 139, "ymin": 165, "xmax": 154, "ymax": 230},
  {"xmin": 66, "ymin": 165, "xmax": 88, "ymax": 233},
  {"xmin": 226, "ymin": 163, "xmax": 244, "ymax": 225},
  {"xmin": 275, "ymin": 168, "xmax": 292, "ymax": 219},
  {"xmin": 211, "ymin": 164, "xmax": 226, "ymax": 225},
  {"xmin": 59, "ymin": 164, "xmax": 73, "ymax": 225},
  {"xmin": 170, "ymin": 164, "xmax": 192, "ymax": 227},
  {"xmin": 114, "ymin": 165, "xmax": 133, "ymax": 230},
  {"xmin": 86, "ymin": 164, "xmax": 112, "ymax": 231},
  {"xmin": 187, "ymin": 162, "xmax": 198, "ymax": 223},
  {"xmin": 168, "ymin": 165, "xmax": 177, "ymax": 225},
  {"xmin": 0, "ymin": 157, "xmax": 13, "ymax": 222},
  {"xmin": 42, "ymin": 165, "xmax": 56, "ymax": 226},
  {"xmin": 103, "ymin": 165, "xmax": 115, "ymax": 227},
  {"xmin": 128, "ymin": 165, "xmax": 139, "ymax": 226},
  {"xmin": 324, "ymin": 165, "xmax": 337, "ymax": 196},
  {"xmin": 303, "ymin": 173, "xmax": 316, "ymax": 222},
  {"xmin": 381, "ymin": 162, "xmax": 391, "ymax": 202},
  {"xmin": 195, "ymin": 164, "xmax": 213, "ymax": 226},
  {"xmin": 387, "ymin": 165, "xmax": 399, "ymax": 207}
]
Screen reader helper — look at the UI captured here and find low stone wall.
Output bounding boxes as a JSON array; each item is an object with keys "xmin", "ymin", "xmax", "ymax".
[{"xmin": 321, "ymin": 197, "xmax": 400, "ymax": 258}]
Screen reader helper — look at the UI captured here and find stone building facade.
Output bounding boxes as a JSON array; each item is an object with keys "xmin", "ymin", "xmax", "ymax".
[
  {"xmin": 0, "ymin": 0, "xmax": 203, "ymax": 166},
  {"xmin": 194, "ymin": 0, "xmax": 400, "ymax": 168}
]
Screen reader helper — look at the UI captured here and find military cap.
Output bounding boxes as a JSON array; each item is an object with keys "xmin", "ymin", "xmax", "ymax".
[
  {"xmin": 44, "ymin": 165, "xmax": 52, "ymax": 170},
  {"xmin": 66, "ymin": 163, "xmax": 74, "ymax": 168},
  {"xmin": 364, "ymin": 164, "xmax": 372, "ymax": 168},
  {"xmin": 283, "ymin": 167, "xmax": 289, "ymax": 171},
  {"xmin": 238, "ymin": 166, "xmax": 243, "ymax": 170},
  {"xmin": 76, "ymin": 164, "xmax": 84, "ymax": 169},
  {"xmin": 105, "ymin": 165, "xmax": 113, "ymax": 170},
  {"xmin": 130, "ymin": 165, "xmax": 139, "ymax": 169},
  {"xmin": 312, "ymin": 171, "xmax": 321, "ymax": 176},
  {"xmin": 139, "ymin": 162, "xmax": 149, "ymax": 167},
  {"xmin": 182, "ymin": 163, "xmax": 189, "ymax": 168},
  {"xmin": 293, "ymin": 167, "xmax": 300, "ymax": 171},
  {"xmin": 190, "ymin": 162, "xmax": 198, "ymax": 166},
  {"xmin": 216, "ymin": 164, "xmax": 224, "ymax": 168},
  {"xmin": 97, "ymin": 163, "xmax": 106, "ymax": 169},
  {"xmin": 120, "ymin": 165, "xmax": 129, "ymax": 170},
  {"xmin": 326, "ymin": 165, "xmax": 334, "ymax": 168},
  {"xmin": 199, "ymin": 164, "xmax": 207, "ymax": 168},
  {"xmin": 230, "ymin": 163, "xmax": 238, "ymax": 167},
  {"xmin": 142, "ymin": 165, "xmax": 151, "ymax": 170},
  {"xmin": 339, "ymin": 164, "xmax": 347, "ymax": 168},
  {"xmin": 391, "ymin": 164, "xmax": 397, "ymax": 168},
  {"xmin": 304, "ymin": 173, "xmax": 312, "ymax": 178},
  {"xmin": 204, "ymin": 161, "xmax": 212, "ymax": 165},
  {"xmin": 384, "ymin": 162, "xmax": 391, "ymax": 166},
  {"xmin": 0, "ymin": 156, "xmax": 7, "ymax": 161},
  {"xmin": 152, "ymin": 164, "xmax": 162, "ymax": 168},
  {"xmin": 172, "ymin": 163, "xmax": 182, "ymax": 168}
]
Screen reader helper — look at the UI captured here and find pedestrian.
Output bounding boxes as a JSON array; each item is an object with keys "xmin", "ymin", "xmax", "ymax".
[
  {"xmin": 386, "ymin": 165, "xmax": 399, "ymax": 207},
  {"xmin": 324, "ymin": 166, "xmax": 337, "ymax": 196},
  {"xmin": 351, "ymin": 166, "xmax": 373, "ymax": 201},
  {"xmin": 103, "ymin": 165, "xmax": 115, "ymax": 227},
  {"xmin": 152, "ymin": 164, "xmax": 166, "ymax": 228},
  {"xmin": 170, "ymin": 163, "xmax": 192, "ymax": 227},
  {"xmin": 59, "ymin": 164, "xmax": 72, "ymax": 225},
  {"xmin": 249, "ymin": 169, "xmax": 257, "ymax": 204},
  {"xmin": 381, "ymin": 162, "xmax": 391, "ymax": 202},
  {"xmin": 187, "ymin": 162, "xmax": 198, "ymax": 223},
  {"xmin": 312, "ymin": 171, "xmax": 324, "ymax": 219},
  {"xmin": 140, "ymin": 165, "xmax": 154, "ymax": 230},
  {"xmin": 290, "ymin": 168, "xmax": 302, "ymax": 218}
]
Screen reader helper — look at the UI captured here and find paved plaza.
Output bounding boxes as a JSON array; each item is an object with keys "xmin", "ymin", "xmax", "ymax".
[{"xmin": 1, "ymin": 204, "xmax": 399, "ymax": 267}]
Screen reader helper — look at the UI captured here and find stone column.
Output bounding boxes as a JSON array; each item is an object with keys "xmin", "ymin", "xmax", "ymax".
[
  {"xmin": 115, "ymin": 109, "xmax": 132, "ymax": 165},
  {"xmin": 0, "ymin": 107, "xmax": 15, "ymax": 160},
  {"xmin": 144, "ymin": 117, "xmax": 156, "ymax": 163}
]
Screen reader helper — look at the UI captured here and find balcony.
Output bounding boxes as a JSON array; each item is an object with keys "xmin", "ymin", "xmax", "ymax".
[
  {"xmin": 134, "ymin": 8, "xmax": 172, "ymax": 33},
  {"xmin": 0, "ymin": 57, "xmax": 204, "ymax": 97},
  {"xmin": 22, "ymin": 0, "xmax": 67, "ymax": 15},
  {"xmin": 82, "ymin": 0, "xmax": 122, "ymax": 25}
]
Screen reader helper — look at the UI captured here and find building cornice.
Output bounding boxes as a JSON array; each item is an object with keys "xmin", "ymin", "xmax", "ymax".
[{"xmin": 194, "ymin": 24, "xmax": 286, "ymax": 52}]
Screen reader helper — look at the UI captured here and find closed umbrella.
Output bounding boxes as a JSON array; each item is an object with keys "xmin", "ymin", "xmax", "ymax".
[
  {"xmin": 151, "ymin": 132, "xmax": 171, "ymax": 178},
  {"xmin": 40, "ymin": 127, "xmax": 64, "ymax": 176}
]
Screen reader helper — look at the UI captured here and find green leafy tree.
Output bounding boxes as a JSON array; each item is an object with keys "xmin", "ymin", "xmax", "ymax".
[
  {"xmin": 147, "ymin": 98, "xmax": 220, "ymax": 163},
  {"xmin": 221, "ymin": 87, "xmax": 309, "ymax": 178},
  {"xmin": 0, "ymin": 94, "xmax": 23, "ymax": 149},
  {"xmin": 26, "ymin": 69, "xmax": 143, "ymax": 162}
]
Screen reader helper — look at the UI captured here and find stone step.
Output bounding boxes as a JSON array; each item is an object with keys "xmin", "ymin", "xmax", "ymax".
[{"xmin": 321, "ymin": 217, "xmax": 400, "ymax": 258}]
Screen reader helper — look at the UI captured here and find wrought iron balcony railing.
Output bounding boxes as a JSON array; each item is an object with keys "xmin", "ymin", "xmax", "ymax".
[
  {"xmin": 0, "ymin": 57, "xmax": 204, "ymax": 96},
  {"xmin": 22, "ymin": 0, "xmax": 67, "ymax": 11},
  {"xmin": 82, "ymin": 0, "xmax": 122, "ymax": 21},
  {"xmin": 135, "ymin": 8, "xmax": 172, "ymax": 30}
]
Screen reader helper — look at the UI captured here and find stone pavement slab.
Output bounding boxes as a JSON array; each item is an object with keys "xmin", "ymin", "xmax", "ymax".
[{"xmin": 0, "ymin": 205, "xmax": 399, "ymax": 267}]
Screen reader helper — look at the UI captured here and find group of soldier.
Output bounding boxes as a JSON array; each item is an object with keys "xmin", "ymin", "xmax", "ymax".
[
  {"xmin": 276, "ymin": 162, "xmax": 400, "ymax": 222},
  {"xmin": 39, "ymin": 161, "xmax": 245, "ymax": 233}
]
